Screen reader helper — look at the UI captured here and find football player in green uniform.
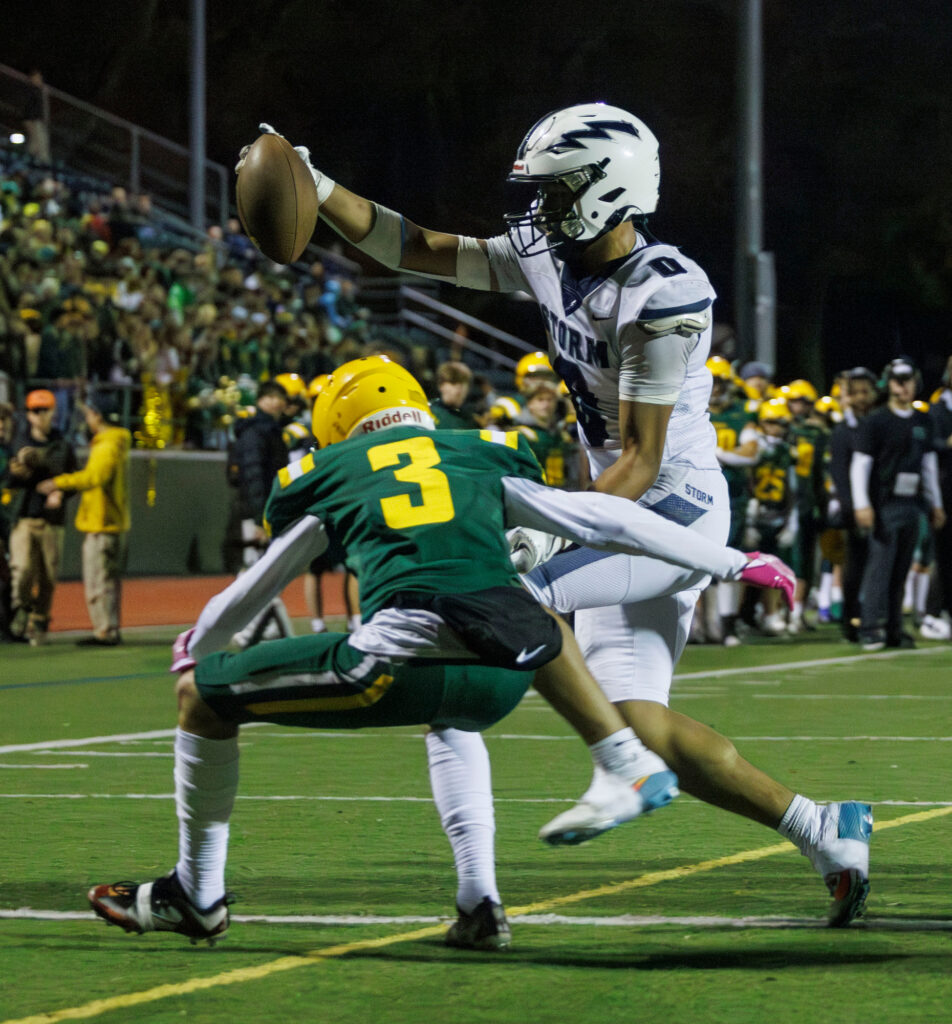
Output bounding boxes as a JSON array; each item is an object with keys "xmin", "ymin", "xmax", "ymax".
[
  {"xmin": 784, "ymin": 380, "xmax": 829, "ymax": 633},
  {"xmin": 516, "ymin": 381, "xmax": 579, "ymax": 489},
  {"xmin": 88, "ymin": 356, "xmax": 793, "ymax": 948},
  {"xmin": 748, "ymin": 398, "xmax": 798, "ymax": 635},
  {"xmin": 707, "ymin": 356, "xmax": 759, "ymax": 644}
]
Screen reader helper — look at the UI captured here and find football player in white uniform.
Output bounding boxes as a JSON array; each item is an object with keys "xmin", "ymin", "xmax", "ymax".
[{"xmin": 238, "ymin": 105, "xmax": 871, "ymax": 930}]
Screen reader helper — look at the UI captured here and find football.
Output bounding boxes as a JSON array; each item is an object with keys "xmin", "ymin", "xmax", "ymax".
[{"xmin": 236, "ymin": 134, "xmax": 319, "ymax": 264}]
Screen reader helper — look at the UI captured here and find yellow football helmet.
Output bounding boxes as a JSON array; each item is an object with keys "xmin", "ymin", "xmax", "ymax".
[
  {"xmin": 311, "ymin": 356, "xmax": 432, "ymax": 449},
  {"xmin": 307, "ymin": 374, "xmax": 329, "ymax": 401},
  {"xmin": 758, "ymin": 397, "xmax": 791, "ymax": 425},
  {"xmin": 274, "ymin": 373, "xmax": 308, "ymax": 405},
  {"xmin": 814, "ymin": 395, "xmax": 842, "ymax": 421},
  {"xmin": 705, "ymin": 355, "xmax": 733, "ymax": 381},
  {"xmin": 785, "ymin": 378, "xmax": 819, "ymax": 403},
  {"xmin": 515, "ymin": 351, "xmax": 557, "ymax": 393}
]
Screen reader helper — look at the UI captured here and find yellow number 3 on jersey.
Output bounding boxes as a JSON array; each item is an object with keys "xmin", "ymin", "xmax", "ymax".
[{"xmin": 367, "ymin": 435, "xmax": 455, "ymax": 529}]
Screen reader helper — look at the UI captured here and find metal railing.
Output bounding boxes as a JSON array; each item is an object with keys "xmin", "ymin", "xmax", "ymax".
[
  {"xmin": 397, "ymin": 286, "xmax": 536, "ymax": 372},
  {"xmin": 0, "ymin": 62, "xmax": 231, "ymax": 228}
]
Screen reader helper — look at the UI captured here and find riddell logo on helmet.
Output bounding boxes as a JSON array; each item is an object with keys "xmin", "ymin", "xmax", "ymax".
[{"xmin": 358, "ymin": 407, "xmax": 431, "ymax": 435}]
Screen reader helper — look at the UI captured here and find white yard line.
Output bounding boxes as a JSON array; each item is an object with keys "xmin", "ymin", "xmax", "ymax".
[
  {"xmin": 2, "ymin": 907, "xmax": 949, "ymax": 931},
  {"xmin": 1, "ymin": 792, "xmax": 949, "ymax": 806}
]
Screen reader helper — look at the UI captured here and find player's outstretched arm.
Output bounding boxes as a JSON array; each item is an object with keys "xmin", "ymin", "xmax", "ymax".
[
  {"xmin": 188, "ymin": 515, "xmax": 328, "ymax": 660},
  {"xmin": 240, "ymin": 124, "xmax": 497, "ymax": 290}
]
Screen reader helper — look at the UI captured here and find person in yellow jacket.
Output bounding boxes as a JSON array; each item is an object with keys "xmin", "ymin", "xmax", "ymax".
[{"xmin": 38, "ymin": 395, "xmax": 131, "ymax": 646}]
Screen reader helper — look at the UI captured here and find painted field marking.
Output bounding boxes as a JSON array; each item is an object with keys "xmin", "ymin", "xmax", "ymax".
[
  {"xmin": 4, "ymin": 908, "xmax": 950, "ymax": 932},
  {"xmin": 3, "ymin": 805, "xmax": 950, "ymax": 1024},
  {"xmin": 1, "ymin": 793, "xmax": 950, "ymax": 808}
]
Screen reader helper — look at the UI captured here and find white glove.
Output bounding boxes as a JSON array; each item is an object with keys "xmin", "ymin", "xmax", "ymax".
[
  {"xmin": 508, "ymin": 527, "xmax": 572, "ymax": 574},
  {"xmin": 236, "ymin": 123, "xmax": 336, "ymax": 203},
  {"xmin": 742, "ymin": 525, "xmax": 761, "ymax": 549},
  {"xmin": 777, "ymin": 521, "xmax": 797, "ymax": 549},
  {"xmin": 745, "ymin": 497, "xmax": 760, "ymax": 523}
]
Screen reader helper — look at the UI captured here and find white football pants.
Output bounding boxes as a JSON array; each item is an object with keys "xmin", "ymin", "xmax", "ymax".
[{"xmin": 521, "ymin": 467, "xmax": 730, "ymax": 706}]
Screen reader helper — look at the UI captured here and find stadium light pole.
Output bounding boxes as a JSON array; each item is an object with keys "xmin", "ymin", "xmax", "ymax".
[
  {"xmin": 735, "ymin": 0, "xmax": 776, "ymax": 370},
  {"xmin": 189, "ymin": 0, "xmax": 207, "ymax": 231}
]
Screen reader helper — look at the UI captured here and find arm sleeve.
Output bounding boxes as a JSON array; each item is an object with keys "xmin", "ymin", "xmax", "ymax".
[
  {"xmin": 922, "ymin": 451, "xmax": 942, "ymax": 510},
  {"xmin": 717, "ymin": 447, "xmax": 758, "ymax": 467},
  {"xmin": 501, "ymin": 475, "xmax": 746, "ymax": 580},
  {"xmin": 617, "ymin": 323, "xmax": 695, "ymax": 405},
  {"xmin": 485, "ymin": 234, "xmax": 530, "ymax": 294},
  {"xmin": 850, "ymin": 451, "xmax": 874, "ymax": 509},
  {"xmin": 190, "ymin": 515, "xmax": 329, "ymax": 658}
]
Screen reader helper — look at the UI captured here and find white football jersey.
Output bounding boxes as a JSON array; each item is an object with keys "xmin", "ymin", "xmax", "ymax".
[{"xmin": 487, "ymin": 230, "xmax": 719, "ymax": 476}]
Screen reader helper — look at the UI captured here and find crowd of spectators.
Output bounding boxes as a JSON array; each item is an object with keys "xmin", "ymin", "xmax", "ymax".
[
  {"xmin": 0, "ymin": 152, "xmax": 440, "ymax": 451},
  {"xmin": 698, "ymin": 357, "xmax": 952, "ymax": 650}
]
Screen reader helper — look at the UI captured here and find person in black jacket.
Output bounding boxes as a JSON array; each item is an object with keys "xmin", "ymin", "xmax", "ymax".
[
  {"xmin": 829, "ymin": 368, "xmax": 878, "ymax": 643},
  {"xmin": 232, "ymin": 382, "xmax": 289, "ymax": 542},
  {"xmin": 850, "ymin": 358, "xmax": 945, "ymax": 650},
  {"xmin": 6, "ymin": 389, "xmax": 78, "ymax": 644},
  {"xmin": 228, "ymin": 381, "xmax": 291, "ymax": 645},
  {"xmin": 926, "ymin": 357, "xmax": 952, "ymax": 628}
]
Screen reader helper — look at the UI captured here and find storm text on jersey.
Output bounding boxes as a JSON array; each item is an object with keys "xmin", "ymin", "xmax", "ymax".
[{"xmin": 539, "ymin": 304, "xmax": 610, "ymax": 369}]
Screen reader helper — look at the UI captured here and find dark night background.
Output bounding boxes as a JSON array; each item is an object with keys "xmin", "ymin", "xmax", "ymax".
[{"xmin": 5, "ymin": 0, "xmax": 952, "ymax": 386}]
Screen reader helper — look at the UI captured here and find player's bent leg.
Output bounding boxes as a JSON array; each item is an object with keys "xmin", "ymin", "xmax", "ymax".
[
  {"xmin": 617, "ymin": 700, "xmax": 795, "ymax": 827},
  {"xmin": 427, "ymin": 728, "xmax": 511, "ymax": 951},
  {"xmin": 534, "ymin": 615, "xmax": 678, "ymax": 846},
  {"xmin": 89, "ymin": 671, "xmax": 238, "ymax": 944}
]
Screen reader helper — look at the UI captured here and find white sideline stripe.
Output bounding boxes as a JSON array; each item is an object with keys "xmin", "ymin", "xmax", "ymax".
[
  {"xmin": 251, "ymin": 732, "xmax": 952, "ymax": 743},
  {"xmin": 4, "ymin": 908, "xmax": 950, "ymax": 932},
  {"xmin": 0, "ymin": 723, "xmax": 265, "ymax": 756},
  {"xmin": 752, "ymin": 695, "xmax": 952, "ymax": 700},
  {"xmin": 34, "ymin": 751, "xmax": 173, "ymax": 758},
  {"xmin": 1, "ymin": 793, "xmax": 950, "ymax": 807},
  {"xmin": 0, "ymin": 763, "xmax": 87, "ymax": 770}
]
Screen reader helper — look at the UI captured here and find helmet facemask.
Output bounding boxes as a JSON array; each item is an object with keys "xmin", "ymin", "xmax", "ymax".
[
  {"xmin": 505, "ymin": 164, "xmax": 615, "ymax": 259},
  {"xmin": 504, "ymin": 103, "xmax": 660, "ymax": 261}
]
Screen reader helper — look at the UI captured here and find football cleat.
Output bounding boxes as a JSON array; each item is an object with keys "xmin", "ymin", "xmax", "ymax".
[
  {"xmin": 539, "ymin": 769, "xmax": 679, "ymax": 846},
  {"xmin": 445, "ymin": 897, "xmax": 512, "ymax": 951},
  {"xmin": 806, "ymin": 802, "xmax": 873, "ymax": 927},
  {"xmin": 740, "ymin": 552, "xmax": 796, "ymax": 611},
  {"xmin": 919, "ymin": 614, "xmax": 952, "ymax": 641},
  {"xmin": 88, "ymin": 869, "xmax": 231, "ymax": 945}
]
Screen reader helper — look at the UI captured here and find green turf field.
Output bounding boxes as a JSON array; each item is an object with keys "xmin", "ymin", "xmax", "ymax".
[{"xmin": 2, "ymin": 626, "xmax": 951, "ymax": 1023}]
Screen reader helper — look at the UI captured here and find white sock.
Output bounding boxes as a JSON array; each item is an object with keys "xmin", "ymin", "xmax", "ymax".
[
  {"xmin": 777, "ymin": 793, "xmax": 822, "ymax": 853},
  {"xmin": 716, "ymin": 580, "xmax": 740, "ymax": 616},
  {"xmin": 426, "ymin": 728, "xmax": 498, "ymax": 913},
  {"xmin": 347, "ymin": 615, "xmax": 362, "ymax": 632},
  {"xmin": 589, "ymin": 727, "xmax": 666, "ymax": 780},
  {"xmin": 311, "ymin": 617, "xmax": 326, "ymax": 633},
  {"xmin": 818, "ymin": 571, "xmax": 833, "ymax": 611},
  {"xmin": 915, "ymin": 572, "xmax": 930, "ymax": 616},
  {"xmin": 793, "ymin": 600, "xmax": 804, "ymax": 621},
  {"xmin": 174, "ymin": 728, "xmax": 240, "ymax": 910},
  {"xmin": 903, "ymin": 570, "xmax": 915, "ymax": 611},
  {"xmin": 831, "ymin": 584, "xmax": 843, "ymax": 604}
]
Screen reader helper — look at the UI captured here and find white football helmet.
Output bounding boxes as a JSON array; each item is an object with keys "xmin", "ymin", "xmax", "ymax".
[{"xmin": 505, "ymin": 103, "xmax": 660, "ymax": 259}]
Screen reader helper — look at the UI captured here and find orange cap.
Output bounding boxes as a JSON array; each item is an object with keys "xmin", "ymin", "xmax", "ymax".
[{"xmin": 26, "ymin": 389, "xmax": 56, "ymax": 410}]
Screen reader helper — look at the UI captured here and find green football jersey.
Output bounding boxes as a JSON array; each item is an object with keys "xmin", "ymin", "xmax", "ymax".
[
  {"xmin": 710, "ymin": 400, "xmax": 756, "ymax": 496},
  {"xmin": 264, "ymin": 426, "xmax": 545, "ymax": 617},
  {"xmin": 517, "ymin": 424, "xmax": 577, "ymax": 488},
  {"xmin": 789, "ymin": 420, "xmax": 829, "ymax": 512},
  {"xmin": 751, "ymin": 440, "xmax": 794, "ymax": 522}
]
